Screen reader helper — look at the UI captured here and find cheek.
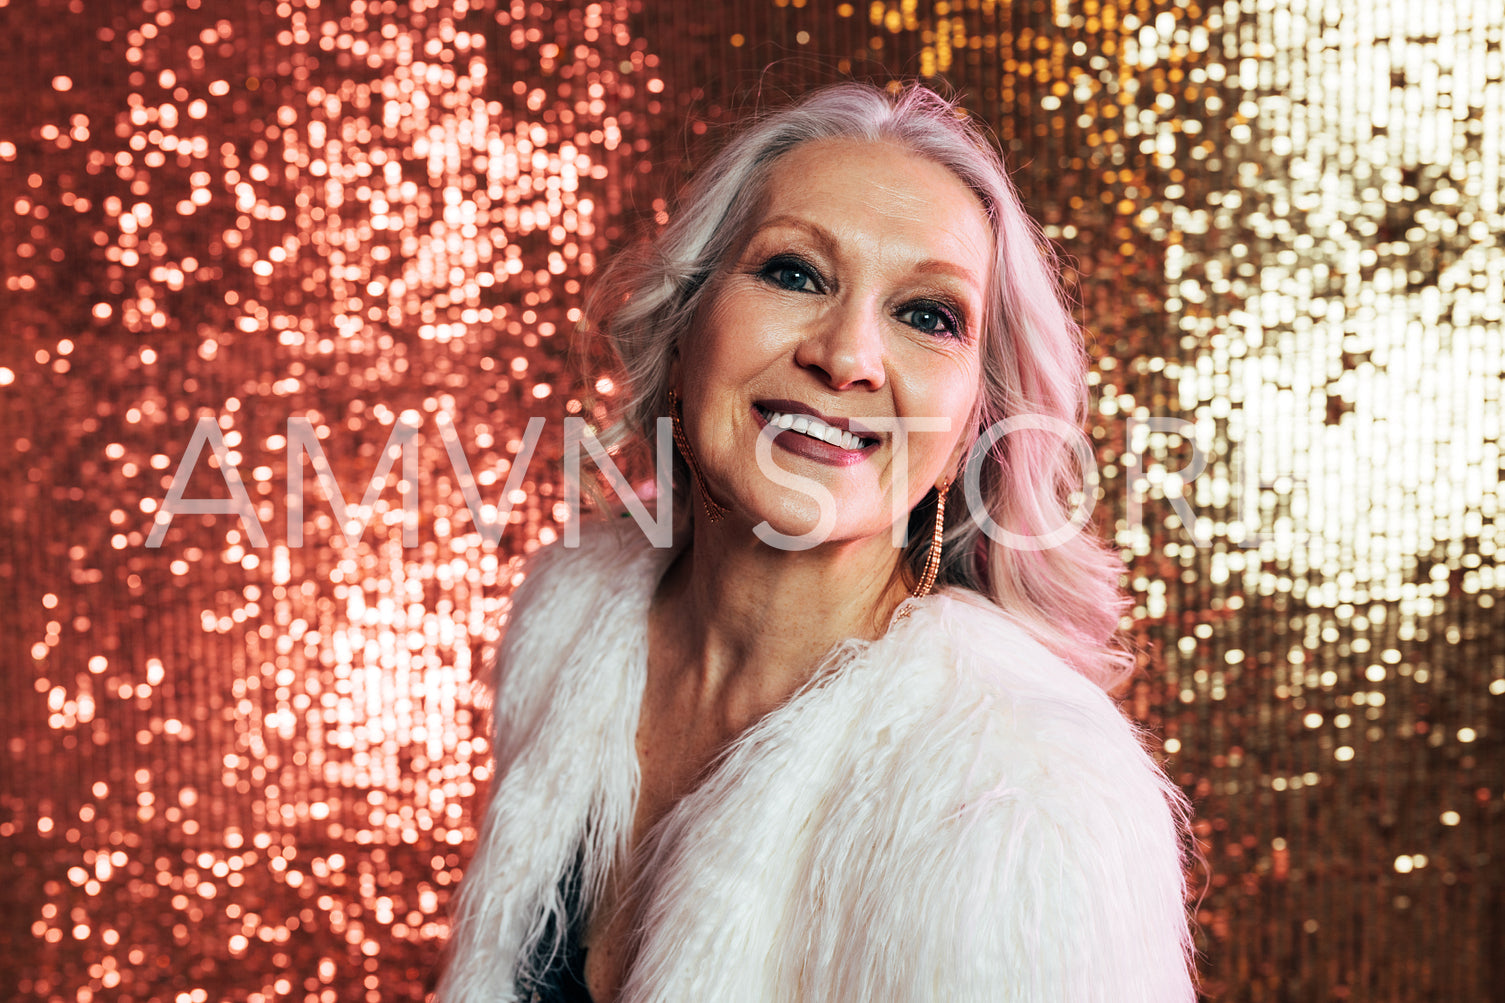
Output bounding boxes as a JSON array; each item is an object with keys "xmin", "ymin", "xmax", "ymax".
[
  {"xmin": 896, "ymin": 355, "xmax": 981, "ymax": 429},
  {"xmin": 901, "ymin": 361, "xmax": 981, "ymax": 480},
  {"xmin": 883, "ymin": 417, "xmax": 966, "ymax": 512},
  {"xmin": 684, "ymin": 287, "xmax": 784, "ymax": 380}
]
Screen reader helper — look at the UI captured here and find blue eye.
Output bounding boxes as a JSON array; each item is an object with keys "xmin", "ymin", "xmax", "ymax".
[
  {"xmin": 760, "ymin": 256, "xmax": 821, "ymax": 293},
  {"xmin": 899, "ymin": 301, "xmax": 962, "ymax": 338}
]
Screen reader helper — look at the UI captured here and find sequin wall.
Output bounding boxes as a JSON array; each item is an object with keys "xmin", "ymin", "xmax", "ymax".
[{"xmin": 1, "ymin": 0, "xmax": 1500, "ymax": 999}]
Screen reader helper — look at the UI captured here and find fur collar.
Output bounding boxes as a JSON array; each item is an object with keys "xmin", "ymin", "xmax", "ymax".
[{"xmin": 441, "ymin": 522, "xmax": 1196, "ymax": 1002}]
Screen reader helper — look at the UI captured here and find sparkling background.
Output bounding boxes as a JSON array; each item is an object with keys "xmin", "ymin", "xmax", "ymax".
[{"xmin": 1, "ymin": 0, "xmax": 1500, "ymax": 1000}]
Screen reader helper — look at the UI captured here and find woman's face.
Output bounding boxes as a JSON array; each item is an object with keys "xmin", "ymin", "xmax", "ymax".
[{"xmin": 677, "ymin": 138, "xmax": 991, "ymax": 548}]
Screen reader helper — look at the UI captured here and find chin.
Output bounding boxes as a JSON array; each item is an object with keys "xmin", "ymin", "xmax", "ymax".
[
  {"xmin": 741, "ymin": 495, "xmax": 885, "ymax": 553},
  {"xmin": 746, "ymin": 496, "xmax": 829, "ymax": 544}
]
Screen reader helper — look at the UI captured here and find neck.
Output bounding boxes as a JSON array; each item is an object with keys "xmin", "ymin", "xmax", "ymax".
[{"xmin": 653, "ymin": 517, "xmax": 911, "ymax": 707}]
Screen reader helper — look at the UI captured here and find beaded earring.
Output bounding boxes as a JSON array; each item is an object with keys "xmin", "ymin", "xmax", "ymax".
[{"xmin": 668, "ymin": 389, "xmax": 728, "ymax": 523}]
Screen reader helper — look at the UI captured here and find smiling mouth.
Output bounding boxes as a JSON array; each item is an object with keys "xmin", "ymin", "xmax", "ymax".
[{"xmin": 754, "ymin": 404, "xmax": 879, "ymax": 452}]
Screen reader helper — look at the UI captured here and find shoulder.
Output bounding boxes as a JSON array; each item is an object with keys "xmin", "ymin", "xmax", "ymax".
[
  {"xmin": 862, "ymin": 591, "xmax": 1197, "ymax": 1001},
  {"xmin": 485, "ymin": 518, "xmax": 667, "ymax": 754},
  {"xmin": 499, "ymin": 517, "xmax": 663, "ymax": 632},
  {"xmin": 895, "ymin": 589, "xmax": 1155, "ymax": 771}
]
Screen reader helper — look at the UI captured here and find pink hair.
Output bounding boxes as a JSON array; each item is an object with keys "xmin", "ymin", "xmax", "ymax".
[{"xmin": 591, "ymin": 82, "xmax": 1133, "ymax": 690}]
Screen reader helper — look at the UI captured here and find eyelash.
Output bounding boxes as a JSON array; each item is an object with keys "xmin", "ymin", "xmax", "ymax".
[
  {"xmin": 756, "ymin": 255, "xmax": 967, "ymax": 340},
  {"xmin": 897, "ymin": 300, "xmax": 963, "ymax": 339},
  {"xmin": 758, "ymin": 254, "xmax": 824, "ymax": 294}
]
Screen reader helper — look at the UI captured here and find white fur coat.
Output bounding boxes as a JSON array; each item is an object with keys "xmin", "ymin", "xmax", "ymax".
[{"xmin": 440, "ymin": 523, "xmax": 1197, "ymax": 1002}]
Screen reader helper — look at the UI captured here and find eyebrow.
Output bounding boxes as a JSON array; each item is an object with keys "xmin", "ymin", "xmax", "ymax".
[
  {"xmin": 749, "ymin": 213, "xmax": 986, "ymax": 295},
  {"xmin": 749, "ymin": 214, "xmax": 839, "ymax": 256},
  {"xmin": 908, "ymin": 257, "xmax": 986, "ymax": 291}
]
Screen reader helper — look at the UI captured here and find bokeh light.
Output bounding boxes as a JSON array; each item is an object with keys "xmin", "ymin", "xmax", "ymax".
[{"xmin": 1, "ymin": 0, "xmax": 1500, "ymax": 1000}]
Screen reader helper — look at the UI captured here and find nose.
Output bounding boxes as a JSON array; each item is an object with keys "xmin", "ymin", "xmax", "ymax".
[{"xmin": 793, "ymin": 301, "xmax": 887, "ymax": 392}]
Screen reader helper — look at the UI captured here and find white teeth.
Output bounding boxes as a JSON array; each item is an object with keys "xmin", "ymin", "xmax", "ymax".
[{"xmin": 760, "ymin": 407, "xmax": 872, "ymax": 451}]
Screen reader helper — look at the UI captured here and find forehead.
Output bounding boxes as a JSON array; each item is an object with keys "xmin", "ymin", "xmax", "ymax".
[{"xmin": 751, "ymin": 138, "xmax": 993, "ymax": 271}]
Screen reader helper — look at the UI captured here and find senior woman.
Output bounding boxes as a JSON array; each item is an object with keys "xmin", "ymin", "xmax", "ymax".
[{"xmin": 439, "ymin": 83, "xmax": 1197, "ymax": 1002}]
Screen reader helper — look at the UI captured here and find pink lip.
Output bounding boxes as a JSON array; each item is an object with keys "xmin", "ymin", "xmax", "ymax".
[{"xmin": 751, "ymin": 400, "xmax": 882, "ymax": 468}]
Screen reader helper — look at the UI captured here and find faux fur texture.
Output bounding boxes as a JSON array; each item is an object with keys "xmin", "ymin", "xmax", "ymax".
[{"xmin": 439, "ymin": 522, "xmax": 1197, "ymax": 1002}]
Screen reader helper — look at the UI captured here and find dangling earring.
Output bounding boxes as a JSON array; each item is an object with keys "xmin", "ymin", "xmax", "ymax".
[
  {"xmin": 669, "ymin": 389, "xmax": 727, "ymax": 524},
  {"xmin": 911, "ymin": 478, "xmax": 950, "ymax": 599}
]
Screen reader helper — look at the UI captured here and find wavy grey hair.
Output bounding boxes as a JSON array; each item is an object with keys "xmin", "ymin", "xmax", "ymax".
[{"xmin": 588, "ymin": 82, "xmax": 1132, "ymax": 690}]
